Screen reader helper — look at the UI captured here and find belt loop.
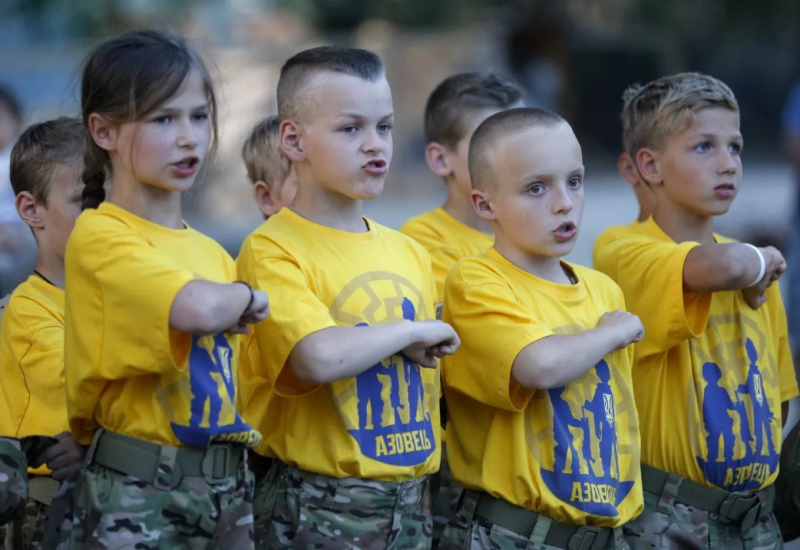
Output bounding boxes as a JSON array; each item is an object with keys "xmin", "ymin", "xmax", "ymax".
[
  {"xmin": 85, "ymin": 428, "xmax": 104, "ymax": 466},
  {"xmin": 656, "ymin": 472, "xmax": 683, "ymax": 516},
  {"xmin": 454, "ymin": 490, "xmax": 479, "ymax": 528},
  {"xmin": 526, "ymin": 514, "xmax": 551, "ymax": 550},
  {"xmin": 154, "ymin": 444, "xmax": 181, "ymax": 490}
]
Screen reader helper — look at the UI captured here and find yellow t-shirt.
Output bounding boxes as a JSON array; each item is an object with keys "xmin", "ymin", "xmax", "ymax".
[
  {"xmin": 237, "ymin": 208, "xmax": 440, "ymax": 481},
  {"xmin": 593, "ymin": 218, "xmax": 799, "ymax": 492},
  {"xmin": 400, "ymin": 208, "xmax": 493, "ymax": 302},
  {"xmin": 442, "ymin": 247, "xmax": 642, "ymax": 527},
  {"xmin": 0, "ymin": 276, "xmax": 68, "ymax": 475},
  {"xmin": 65, "ymin": 202, "xmax": 261, "ymax": 449}
]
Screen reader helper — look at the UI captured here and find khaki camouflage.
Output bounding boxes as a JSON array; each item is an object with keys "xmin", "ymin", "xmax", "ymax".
[
  {"xmin": 0, "ymin": 439, "xmax": 26, "ymax": 528},
  {"xmin": 68, "ymin": 460, "xmax": 255, "ymax": 549},
  {"xmin": 0, "ymin": 496, "xmax": 47, "ymax": 550},
  {"xmin": 42, "ymin": 476, "xmax": 76, "ymax": 550},
  {"xmin": 430, "ymin": 448, "xmax": 461, "ymax": 548},
  {"xmin": 623, "ymin": 486, "xmax": 782, "ymax": 549},
  {"xmin": 256, "ymin": 462, "xmax": 432, "ymax": 549},
  {"xmin": 439, "ymin": 491, "xmax": 627, "ymax": 550}
]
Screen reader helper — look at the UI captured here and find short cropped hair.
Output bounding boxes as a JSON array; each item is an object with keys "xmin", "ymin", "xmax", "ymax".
[
  {"xmin": 469, "ymin": 107, "xmax": 566, "ymax": 190},
  {"xmin": 621, "ymin": 72, "xmax": 738, "ymax": 157},
  {"xmin": 242, "ymin": 115, "xmax": 290, "ymax": 188},
  {"xmin": 425, "ymin": 72, "xmax": 524, "ymax": 149},
  {"xmin": 10, "ymin": 117, "xmax": 84, "ymax": 205},
  {"xmin": 277, "ymin": 46, "xmax": 384, "ymax": 122}
]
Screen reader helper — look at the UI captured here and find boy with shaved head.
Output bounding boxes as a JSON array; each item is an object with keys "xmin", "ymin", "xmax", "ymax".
[
  {"xmin": 439, "ymin": 108, "xmax": 644, "ymax": 550},
  {"xmin": 236, "ymin": 46, "xmax": 460, "ymax": 549}
]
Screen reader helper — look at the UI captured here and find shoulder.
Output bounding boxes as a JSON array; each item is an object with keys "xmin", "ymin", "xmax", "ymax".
[
  {"xmin": 3, "ymin": 282, "xmax": 61, "ymax": 336},
  {"xmin": 572, "ymin": 264, "xmax": 625, "ymax": 302},
  {"xmin": 449, "ymin": 253, "xmax": 510, "ymax": 290},
  {"xmin": 399, "ymin": 210, "xmax": 448, "ymax": 246},
  {"xmin": 186, "ymin": 227, "xmax": 234, "ymax": 265},
  {"xmin": 399, "ymin": 210, "xmax": 437, "ymax": 235}
]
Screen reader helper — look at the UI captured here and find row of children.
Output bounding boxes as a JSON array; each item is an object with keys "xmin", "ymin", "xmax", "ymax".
[{"xmin": 0, "ymin": 26, "xmax": 795, "ymax": 550}]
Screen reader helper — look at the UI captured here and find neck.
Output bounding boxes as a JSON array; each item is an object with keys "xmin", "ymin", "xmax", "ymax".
[
  {"xmin": 108, "ymin": 178, "xmax": 184, "ymax": 229},
  {"xmin": 494, "ymin": 236, "xmax": 570, "ymax": 284},
  {"xmin": 442, "ymin": 188, "xmax": 492, "ymax": 234},
  {"xmin": 652, "ymin": 201, "xmax": 715, "ymax": 245},
  {"xmin": 35, "ymin": 253, "xmax": 65, "ymax": 289},
  {"xmin": 291, "ymin": 177, "xmax": 367, "ymax": 233}
]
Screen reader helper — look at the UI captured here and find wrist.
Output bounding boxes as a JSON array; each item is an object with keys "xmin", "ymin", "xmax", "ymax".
[
  {"xmin": 743, "ymin": 244, "xmax": 766, "ymax": 287},
  {"xmin": 233, "ymin": 281, "xmax": 255, "ymax": 312}
]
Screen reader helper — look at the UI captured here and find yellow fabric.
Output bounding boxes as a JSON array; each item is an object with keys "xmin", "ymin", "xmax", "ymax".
[
  {"xmin": 400, "ymin": 208, "xmax": 493, "ymax": 302},
  {"xmin": 441, "ymin": 247, "xmax": 642, "ymax": 527},
  {"xmin": 65, "ymin": 202, "xmax": 261, "ymax": 449},
  {"xmin": 237, "ymin": 208, "xmax": 440, "ymax": 481},
  {"xmin": 593, "ymin": 217, "xmax": 798, "ymax": 492},
  {"xmin": 0, "ymin": 276, "xmax": 67, "ymax": 475}
]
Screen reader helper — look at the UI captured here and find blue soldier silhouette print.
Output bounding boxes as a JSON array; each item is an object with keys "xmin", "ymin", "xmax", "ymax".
[
  {"xmin": 695, "ymin": 342, "xmax": 779, "ymax": 490},
  {"xmin": 350, "ymin": 297, "xmax": 435, "ymax": 466},
  {"xmin": 171, "ymin": 334, "xmax": 257, "ymax": 446},
  {"xmin": 541, "ymin": 361, "xmax": 634, "ymax": 516},
  {"xmin": 584, "ymin": 361, "xmax": 617, "ymax": 479}
]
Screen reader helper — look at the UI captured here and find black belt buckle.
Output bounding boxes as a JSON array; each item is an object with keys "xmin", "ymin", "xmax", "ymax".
[
  {"xmin": 719, "ymin": 492, "xmax": 761, "ymax": 531},
  {"xmin": 568, "ymin": 526, "xmax": 605, "ymax": 550},
  {"xmin": 202, "ymin": 445, "xmax": 235, "ymax": 483}
]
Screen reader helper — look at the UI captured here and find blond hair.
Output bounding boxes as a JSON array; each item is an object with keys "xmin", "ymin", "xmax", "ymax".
[
  {"xmin": 242, "ymin": 115, "xmax": 290, "ymax": 188},
  {"xmin": 621, "ymin": 72, "xmax": 738, "ymax": 157}
]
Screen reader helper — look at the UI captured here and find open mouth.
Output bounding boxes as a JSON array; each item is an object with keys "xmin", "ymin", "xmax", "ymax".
[
  {"xmin": 714, "ymin": 183, "xmax": 736, "ymax": 198},
  {"xmin": 554, "ymin": 221, "xmax": 576, "ymax": 235},
  {"xmin": 174, "ymin": 157, "xmax": 199, "ymax": 169}
]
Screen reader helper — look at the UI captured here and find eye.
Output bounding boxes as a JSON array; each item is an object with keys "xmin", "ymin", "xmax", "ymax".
[
  {"xmin": 192, "ymin": 112, "xmax": 209, "ymax": 122},
  {"xmin": 152, "ymin": 115, "xmax": 172, "ymax": 124},
  {"xmin": 694, "ymin": 142, "xmax": 711, "ymax": 153},
  {"xmin": 528, "ymin": 183, "xmax": 545, "ymax": 195},
  {"xmin": 341, "ymin": 125, "xmax": 358, "ymax": 134},
  {"xmin": 378, "ymin": 123, "xmax": 393, "ymax": 132},
  {"xmin": 728, "ymin": 142, "xmax": 742, "ymax": 155},
  {"xmin": 568, "ymin": 176, "xmax": 582, "ymax": 189}
]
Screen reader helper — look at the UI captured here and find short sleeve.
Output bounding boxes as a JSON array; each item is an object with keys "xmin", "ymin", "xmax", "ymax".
[
  {"xmin": 442, "ymin": 262, "xmax": 551, "ymax": 412},
  {"xmin": 598, "ymin": 235, "xmax": 711, "ymax": 360},
  {"xmin": 428, "ymin": 246, "xmax": 462, "ymax": 303},
  {"xmin": 248, "ymin": 250, "xmax": 337, "ymax": 397},
  {"xmin": 766, "ymin": 282, "xmax": 799, "ymax": 402}
]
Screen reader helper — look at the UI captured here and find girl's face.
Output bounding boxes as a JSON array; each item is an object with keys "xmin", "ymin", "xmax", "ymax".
[{"xmin": 114, "ymin": 69, "xmax": 211, "ymax": 194}]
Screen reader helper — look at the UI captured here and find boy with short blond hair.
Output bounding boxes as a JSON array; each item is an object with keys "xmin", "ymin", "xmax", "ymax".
[
  {"xmin": 440, "ymin": 107, "xmax": 644, "ymax": 550},
  {"xmin": 242, "ymin": 114, "xmax": 297, "ymax": 218},
  {"xmin": 237, "ymin": 46, "xmax": 460, "ymax": 549},
  {"xmin": 401, "ymin": 72, "xmax": 523, "ymax": 302},
  {"xmin": 594, "ymin": 73, "xmax": 798, "ymax": 548},
  {"xmin": 0, "ymin": 117, "xmax": 87, "ymax": 549}
]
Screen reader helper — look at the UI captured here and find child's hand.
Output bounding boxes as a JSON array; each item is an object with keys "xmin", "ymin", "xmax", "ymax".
[
  {"xmin": 743, "ymin": 247, "xmax": 786, "ymax": 310},
  {"xmin": 227, "ymin": 289, "xmax": 270, "ymax": 334},
  {"xmin": 38, "ymin": 432, "xmax": 86, "ymax": 482},
  {"xmin": 403, "ymin": 320, "xmax": 461, "ymax": 368},
  {"xmin": 598, "ymin": 309, "xmax": 644, "ymax": 349}
]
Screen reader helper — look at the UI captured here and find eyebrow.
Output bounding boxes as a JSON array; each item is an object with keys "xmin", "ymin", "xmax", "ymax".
[
  {"xmin": 690, "ymin": 132, "xmax": 743, "ymax": 141},
  {"xmin": 337, "ymin": 111, "xmax": 394, "ymax": 120},
  {"xmin": 152, "ymin": 103, "xmax": 209, "ymax": 114}
]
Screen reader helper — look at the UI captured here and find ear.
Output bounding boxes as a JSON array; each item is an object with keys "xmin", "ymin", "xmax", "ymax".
[
  {"xmin": 252, "ymin": 181, "xmax": 280, "ymax": 218},
  {"xmin": 617, "ymin": 153, "xmax": 641, "ymax": 188},
  {"xmin": 470, "ymin": 189, "xmax": 496, "ymax": 222},
  {"xmin": 280, "ymin": 119, "xmax": 305, "ymax": 163},
  {"xmin": 635, "ymin": 148, "xmax": 662, "ymax": 187},
  {"xmin": 88, "ymin": 113, "xmax": 117, "ymax": 152},
  {"xmin": 425, "ymin": 142, "xmax": 453, "ymax": 178},
  {"xmin": 15, "ymin": 191, "xmax": 44, "ymax": 230}
]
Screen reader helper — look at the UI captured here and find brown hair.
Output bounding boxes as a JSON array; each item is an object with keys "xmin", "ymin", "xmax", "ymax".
[
  {"xmin": 80, "ymin": 29, "xmax": 218, "ymax": 210},
  {"xmin": 10, "ymin": 117, "xmax": 84, "ymax": 205},
  {"xmin": 468, "ymin": 107, "xmax": 566, "ymax": 190},
  {"xmin": 425, "ymin": 72, "xmax": 523, "ymax": 149},
  {"xmin": 277, "ymin": 45, "xmax": 384, "ymax": 123},
  {"xmin": 242, "ymin": 115, "xmax": 290, "ymax": 188},
  {"xmin": 621, "ymin": 72, "xmax": 738, "ymax": 158}
]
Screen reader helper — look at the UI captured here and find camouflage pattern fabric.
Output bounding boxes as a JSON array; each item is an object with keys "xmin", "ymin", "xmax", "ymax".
[
  {"xmin": 0, "ymin": 496, "xmax": 47, "ymax": 550},
  {"xmin": 42, "ymin": 476, "xmax": 76, "ymax": 550},
  {"xmin": 623, "ymin": 485, "xmax": 783, "ymax": 550},
  {"xmin": 430, "ymin": 447, "xmax": 462, "ymax": 548},
  {"xmin": 255, "ymin": 462, "xmax": 432, "ymax": 549},
  {"xmin": 0, "ymin": 438, "xmax": 26, "ymax": 528},
  {"xmin": 69, "ymin": 459, "xmax": 255, "ymax": 549}
]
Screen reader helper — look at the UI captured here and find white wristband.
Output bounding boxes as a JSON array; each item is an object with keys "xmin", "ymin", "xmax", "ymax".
[{"xmin": 743, "ymin": 243, "xmax": 766, "ymax": 287}]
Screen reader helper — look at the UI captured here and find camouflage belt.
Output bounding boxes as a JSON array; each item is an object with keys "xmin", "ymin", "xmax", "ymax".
[
  {"xmin": 641, "ymin": 463, "xmax": 775, "ymax": 532},
  {"xmin": 470, "ymin": 490, "xmax": 617, "ymax": 550},
  {"xmin": 88, "ymin": 430, "xmax": 243, "ymax": 486}
]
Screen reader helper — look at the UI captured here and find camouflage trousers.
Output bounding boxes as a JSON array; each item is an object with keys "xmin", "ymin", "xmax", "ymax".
[
  {"xmin": 68, "ymin": 461, "xmax": 255, "ymax": 549},
  {"xmin": 254, "ymin": 462, "xmax": 432, "ymax": 549},
  {"xmin": 430, "ymin": 446, "xmax": 462, "ymax": 548},
  {"xmin": 622, "ymin": 482, "xmax": 783, "ymax": 549},
  {"xmin": 0, "ymin": 438, "xmax": 27, "ymax": 526},
  {"xmin": 440, "ymin": 491, "xmax": 628, "ymax": 550},
  {"xmin": 0, "ymin": 496, "xmax": 47, "ymax": 550}
]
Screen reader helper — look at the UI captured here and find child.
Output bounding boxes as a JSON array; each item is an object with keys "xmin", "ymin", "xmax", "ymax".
[
  {"xmin": 0, "ymin": 117, "xmax": 88, "ymax": 549},
  {"xmin": 616, "ymin": 152, "xmax": 654, "ymax": 223},
  {"xmin": 0, "ymin": 438, "xmax": 26, "ymax": 527},
  {"xmin": 64, "ymin": 29, "xmax": 269, "ymax": 548},
  {"xmin": 593, "ymin": 73, "xmax": 798, "ymax": 548},
  {"xmin": 236, "ymin": 45, "xmax": 460, "ymax": 549},
  {"xmin": 400, "ymin": 71, "xmax": 524, "ymax": 547},
  {"xmin": 242, "ymin": 114, "xmax": 298, "ymax": 219},
  {"xmin": 401, "ymin": 72, "xmax": 523, "ymax": 302},
  {"xmin": 440, "ymin": 108, "xmax": 644, "ymax": 550}
]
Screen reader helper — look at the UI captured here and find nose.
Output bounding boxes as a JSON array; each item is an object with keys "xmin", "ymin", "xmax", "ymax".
[
  {"xmin": 361, "ymin": 127, "xmax": 384, "ymax": 155},
  {"xmin": 177, "ymin": 117, "xmax": 198, "ymax": 149},
  {"xmin": 718, "ymin": 148, "xmax": 738, "ymax": 175},
  {"xmin": 552, "ymin": 186, "xmax": 574, "ymax": 214}
]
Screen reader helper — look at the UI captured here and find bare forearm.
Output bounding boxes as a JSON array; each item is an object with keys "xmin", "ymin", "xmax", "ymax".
[
  {"xmin": 512, "ymin": 328, "xmax": 622, "ymax": 390},
  {"xmin": 289, "ymin": 322, "xmax": 418, "ymax": 384},
  {"xmin": 170, "ymin": 280, "xmax": 250, "ymax": 334},
  {"xmin": 684, "ymin": 244, "xmax": 763, "ymax": 293}
]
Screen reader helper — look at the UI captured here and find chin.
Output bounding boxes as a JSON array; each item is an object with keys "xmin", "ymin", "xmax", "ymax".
[{"xmin": 354, "ymin": 179, "xmax": 385, "ymax": 200}]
